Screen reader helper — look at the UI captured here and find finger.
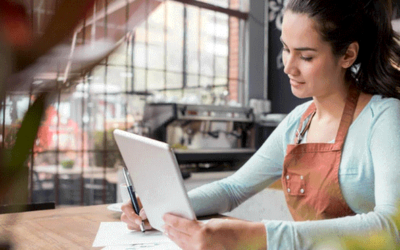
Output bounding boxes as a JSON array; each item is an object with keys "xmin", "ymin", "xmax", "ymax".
[
  {"xmin": 121, "ymin": 201, "xmax": 133, "ymax": 214},
  {"xmin": 138, "ymin": 210, "xmax": 152, "ymax": 230},
  {"xmin": 121, "ymin": 201, "xmax": 144, "ymax": 221},
  {"xmin": 121, "ymin": 212, "xmax": 153, "ymax": 231},
  {"xmin": 164, "ymin": 225, "xmax": 192, "ymax": 250},
  {"xmin": 163, "ymin": 214, "xmax": 200, "ymax": 235},
  {"xmin": 127, "ymin": 224, "xmax": 137, "ymax": 231},
  {"xmin": 121, "ymin": 213, "xmax": 140, "ymax": 231},
  {"xmin": 139, "ymin": 208, "xmax": 147, "ymax": 220},
  {"xmin": 121, "ymin": 203, "xmax": 143, "ymax": 226}
]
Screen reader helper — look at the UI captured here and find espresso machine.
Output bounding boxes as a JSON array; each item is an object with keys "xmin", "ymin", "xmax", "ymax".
[{"xmin": 142, "ymin": 103, "xmax": 256, "ymax": 169}]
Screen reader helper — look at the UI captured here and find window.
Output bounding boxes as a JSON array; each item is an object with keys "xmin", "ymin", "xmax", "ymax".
[{"xmin": 1, "ymin": 0, "xmax": 249, "ymax": 206}]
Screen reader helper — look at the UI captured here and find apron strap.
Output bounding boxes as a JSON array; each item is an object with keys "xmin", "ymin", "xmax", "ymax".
[
  {"xmin": 333, "ymin": 85, "xmax": 360, "ymax": 150},
  {"xmin": 295, "ymin": 103, "xmax": 316, "ymax": 144},
  {"xmin": 295, "ymin": 85, "xmax": 360, "ymax": 146}
]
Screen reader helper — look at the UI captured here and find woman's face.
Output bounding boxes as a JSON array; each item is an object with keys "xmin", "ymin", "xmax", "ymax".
[{"xmin": 281, "ymin": 11, "xmax": 347, "ymax": 99}]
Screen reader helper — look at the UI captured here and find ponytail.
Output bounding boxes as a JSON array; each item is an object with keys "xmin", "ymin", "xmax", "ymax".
[{"xmin": 354, "ymin": 0, "xmax": 400, "ymax": 98}]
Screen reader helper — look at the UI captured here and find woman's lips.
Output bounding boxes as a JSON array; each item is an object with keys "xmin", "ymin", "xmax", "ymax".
[{"xmin": 290, "ymin": 79, "xmax": 305, "ymax": 86}]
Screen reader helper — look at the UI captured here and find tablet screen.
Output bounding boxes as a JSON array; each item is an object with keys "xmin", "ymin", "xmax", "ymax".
[{"xmin": 113, "ymin": 129, "xmax": 197, "ymax": 232}]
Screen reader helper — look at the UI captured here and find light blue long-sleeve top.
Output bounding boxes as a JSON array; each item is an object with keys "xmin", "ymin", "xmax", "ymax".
[{"xmin": 188, "ymin": 95, "xmax": 400, "ymax": 249}]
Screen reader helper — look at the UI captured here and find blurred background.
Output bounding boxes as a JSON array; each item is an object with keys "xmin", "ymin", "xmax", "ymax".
[
  {"xmin": 2, "ymin": 0, "xmax": 400, "ymax": 210},
  {"xmin": 1, "ymin": 0, "xmax": 258, "ymax": 207}
]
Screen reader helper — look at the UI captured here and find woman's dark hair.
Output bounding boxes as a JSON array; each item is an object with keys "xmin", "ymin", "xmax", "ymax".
[{"xmin": 285, "ymin": 0, "xmax": 400, "ymax": 99}]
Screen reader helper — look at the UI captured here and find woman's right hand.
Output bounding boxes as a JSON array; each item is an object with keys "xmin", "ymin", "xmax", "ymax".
[{"xmin": 120, "ymin": 200, "xmax": 153, "ymax": 231}]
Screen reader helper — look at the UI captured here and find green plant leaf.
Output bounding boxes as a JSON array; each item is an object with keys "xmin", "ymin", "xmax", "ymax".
[{"xmin": 0, "ymin": 92, "xmax": 48, "ymax": 203}]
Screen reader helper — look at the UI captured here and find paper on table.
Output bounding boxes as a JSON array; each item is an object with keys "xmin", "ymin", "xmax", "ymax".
[
  {"xmin": 101, "ymin": 242, "xmax": 181, "ymax": 250},
  {"xmin": 92, "ymin": 222, "xmax": 173, "ymax": 247}
]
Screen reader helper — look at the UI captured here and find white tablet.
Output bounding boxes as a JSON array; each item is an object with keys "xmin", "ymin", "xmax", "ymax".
[{"xmin": 113, "ymin": 129, "xmax": 197, "ymax": 232}]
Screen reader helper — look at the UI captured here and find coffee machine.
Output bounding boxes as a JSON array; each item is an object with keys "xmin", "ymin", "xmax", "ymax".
[{"xmin": 142, "ymin": 103, "xmax": 255, "ymax": 168}]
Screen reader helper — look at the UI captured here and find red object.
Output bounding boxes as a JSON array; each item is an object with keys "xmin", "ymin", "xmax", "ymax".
[
  {"xmin": 281, "ymin": 86, "xmax": 359, "ymax": 220},
  {"xmin": 0, "ymin": 0, "xmax": 33, "ymax": 49}
]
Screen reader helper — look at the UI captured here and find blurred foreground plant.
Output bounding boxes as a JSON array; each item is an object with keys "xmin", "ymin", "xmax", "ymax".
[
  {"xmin": 0, "ymin": 0, "xmax": 97, "ymax": 207},
  {"xmin": 315, "ymin": 205, "xmax": 400, "ymax": 249}
]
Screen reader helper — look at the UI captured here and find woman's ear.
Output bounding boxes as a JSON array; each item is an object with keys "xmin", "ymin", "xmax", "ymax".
[{"xmin": 341, "ymin": 42, "xmax": 359, "ymax": 68}]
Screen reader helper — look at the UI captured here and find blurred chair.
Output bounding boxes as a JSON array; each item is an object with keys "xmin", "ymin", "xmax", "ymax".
[
  {"xmin": 0, "ymin": 171, "xmax": 56, "ymax": 214},
  {"xmin": 0, "ymin": 202, "xmax": 55, "ymax": 214},
  {"xmin": 32, "ymin": 171, "xmax": 55, "ymax": 204}
]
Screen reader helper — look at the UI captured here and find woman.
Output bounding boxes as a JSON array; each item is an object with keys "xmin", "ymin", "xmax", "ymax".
[{"xmin": 121, "ymin": 0, "xmax": 400, "ymax": 248}]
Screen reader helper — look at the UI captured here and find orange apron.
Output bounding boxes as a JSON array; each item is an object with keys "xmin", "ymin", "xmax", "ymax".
[{"xmin": 281, "ymin": 87, "xmax": 359, "ymax": 221}]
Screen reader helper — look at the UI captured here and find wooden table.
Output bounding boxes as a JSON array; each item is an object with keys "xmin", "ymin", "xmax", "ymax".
[{"xmin": 0, "ymin": 204, "xmax": 120, "ymax": 249}]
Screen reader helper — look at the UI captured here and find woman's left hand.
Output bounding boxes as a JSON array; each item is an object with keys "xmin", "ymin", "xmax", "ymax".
[{"xmin": 162, "ymin": 214, "xmax": 267, "ymax": 250}]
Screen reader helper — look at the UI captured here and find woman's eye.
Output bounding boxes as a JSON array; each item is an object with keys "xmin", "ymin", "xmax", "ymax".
[
  {"xmin": 282, "ymin": 47, "xmax": 289, "ymax": 53},
  {"xmin": 300, "ymin": 56, "xmax": 313, "ymax": 62}
]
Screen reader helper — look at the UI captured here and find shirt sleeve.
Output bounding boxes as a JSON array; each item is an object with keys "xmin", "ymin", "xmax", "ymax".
[{"xmin": 265, "ymin": 98, "xmax": 400, "ymax": 249}]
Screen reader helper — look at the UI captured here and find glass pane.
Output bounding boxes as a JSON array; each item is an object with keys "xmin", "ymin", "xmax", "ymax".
[
  {"xmin": 1, "ymin": 95, "xmax": 28, "ymax": 150},
  {"xmin": 200, "ymin": 75, "xmax": 214, "ymax": 88},
  {"xmin": 214, "ymin": 77, "xmax": 228, "ymax": 86},
  {"xmin": 186, "ymin": 6, "xmax": 200, "ymax": 74},
  {"xmin": 2, "ymin": 95, "xmax": 30, "ymax": 126},
  {"xmin": 126, "ymin": 95, "xmax": 146, "ymax": 124},
  {"xmin": 147, "ymin": 70, "xmax": 166, "ymax": 90},
  {"xmin": 166, "ymin": 2, "xmax": 183, "ymax": 72},
  {"xmin": 108, "ymin": 43, "xmax": 129, "ymax": 67},
  {"xmin": 106, "ymin": 66, "xmax": 131, "ymax": 92},
  {"xmin": 133, "ymin": 41, "xmax": 146, "ymax": 68},
  {"xmin": 91, "ymin": 66, "xmax": 106, "ymax": 83},
  {"xmin": 134, "ymin": 68, "xmax": 146, "ymax": 91},
  {"xmin": 215, "ymin": 12, "xmax": 229, "ymax": 40},
  {"xmin": 187, "ymin": 50, "xmax": 199, "ymax": 74},
  {"xmin": 186, "ymin": 74, "xmax": 199, "ymax": 87},
  {"xmin": 199, "ymin": 9, "xmax": 215, "ymax": 77},
  {"xmin": 56, "ymin": 103, "xmax": 80, "ymax": 151},
  {"xmin": 148, "ymin": 6, "xmax": 165, "ymax": 43},
  {"xmin": 92, "ymin": 131, "xmax": 122, "ymax": 164},
  {"xmin": 215, "ymin": 56, "xmax": 228, "ymax": 77},
  {"xmin": 166, "ymin": 72, "xmax": 183, "ymax": 89},
  {"xmin": 148, "ymin": 44, "xmax": 165, "ymax": 70}
]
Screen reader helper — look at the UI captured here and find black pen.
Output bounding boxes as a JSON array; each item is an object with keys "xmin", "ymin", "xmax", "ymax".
[{"xmin": 122, "ymin": 167, "xmax": 145, "ymax": 232}]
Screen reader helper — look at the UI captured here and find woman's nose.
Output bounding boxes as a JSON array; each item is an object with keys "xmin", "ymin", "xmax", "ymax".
[{"xmin": 283, "ymin": 53, "xmax": 298, "ymax": 76}]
